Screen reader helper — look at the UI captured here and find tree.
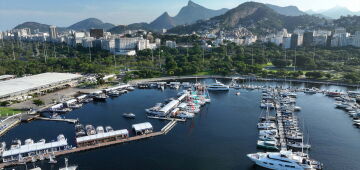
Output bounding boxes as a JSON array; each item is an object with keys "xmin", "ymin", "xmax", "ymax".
[
  {"xmin": 305, "ymin": 71, "xmax": 324, "ymax": 79},
  {"xmin": 33, "ymin": 99, "xmax": 44, "ymax": 106},
  {"xmin": 272, "ymin": 59, "xmax": 291, "ymax": 68}
]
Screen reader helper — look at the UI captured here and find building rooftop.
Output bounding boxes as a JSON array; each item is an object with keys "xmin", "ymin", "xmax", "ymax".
[
  {"xmin": 132, "ymin": 122, "xmax": 153, "ymax": 132},
  {"xmin": 0, "ymin": 72, "xmax": 82, "ymax": 98}
]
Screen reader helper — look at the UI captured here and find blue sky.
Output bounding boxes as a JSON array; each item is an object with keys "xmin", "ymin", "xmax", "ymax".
[{"xmin": 1, "ymin": 0, "xmax": 359, "ymax": 31}]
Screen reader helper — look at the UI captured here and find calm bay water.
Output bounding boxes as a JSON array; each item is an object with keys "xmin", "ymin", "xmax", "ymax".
[{"xmin": 2, "ymin": 79, "xmax": 360, "ymax": 170}]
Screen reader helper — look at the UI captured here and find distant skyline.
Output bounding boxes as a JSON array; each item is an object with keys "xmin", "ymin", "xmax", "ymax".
[{"xmin": 1, "ymin": 0, "xmax": 360, "ymax": 31}]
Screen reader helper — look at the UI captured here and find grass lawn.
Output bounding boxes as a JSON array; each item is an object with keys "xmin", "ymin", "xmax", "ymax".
[
  {"xmin": 0, "ymin": 107, "xmax": 22, "ymax": 117},
  {"xmin": 192, "ymin": 71, "xmax": 213, "ymax": 76}
]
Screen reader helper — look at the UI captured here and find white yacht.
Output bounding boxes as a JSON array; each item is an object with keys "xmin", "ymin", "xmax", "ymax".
[
  {"xmin": 247, "ymin": 150, "xmax": 323, "ymax": 170},
  {"xmin": 207, "ymin": 80, "xmax": 229, "ymax": 91}
]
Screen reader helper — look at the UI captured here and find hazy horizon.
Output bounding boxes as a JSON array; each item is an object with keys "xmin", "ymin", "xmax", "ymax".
[{"xmin": 1, "ymin": 0, "xmax": 359, "ymax": 31}]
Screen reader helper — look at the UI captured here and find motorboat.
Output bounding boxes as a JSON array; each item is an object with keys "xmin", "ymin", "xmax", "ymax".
[
  {"xmin": 145, "ymin": 103, "xmax": 163, "ymax": 115},
  {"xmin": 257, "ymin": 122, "xmax": 277, "ymax": 130},
  {"xmin": 288, "ymin": 142, "xmax": 311, "ymax": 150},
  {"xmin": 105, "ymin": 126, "xmax": 114, "ymax": 132},
  {"xmin": 93, "ymin": 93, "xmax": 108, "ymax": 101},
  {"xmin": 257, "ymin": 140, "xmax": 279, "ymax": 150},
  {"xmin": 247, "ymin": 150, "xmax": 323, "ymax": 170},
  {"xmin": 123, "ymin": 113, "xmax": 136, "ymax": 118},
  {"xmin": 96, "ymin": 126, "xmax": 105, "ymax": 133},
  {"xmin": 177, "ymin": 112, "xmax": 195, "ymax": 119},
  {"xmin": 108, "ymin": 90, "xmax": 120, "ymax": 97},
  {"xmin": 259, "ymin": 134, "xmax": 278, "ymax": 141},
  {"xmin": 85, "ymin": 125, "xmax": 96, "ymax": 135},
  {"xmin": 207, "ymin": 80, "xmax": 229, "ymax": 91}
]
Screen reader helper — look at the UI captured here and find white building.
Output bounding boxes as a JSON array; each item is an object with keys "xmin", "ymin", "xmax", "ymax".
[
  {"xmin": 82, "ymin": 37, "xmax": 95, "ymax": 48},
  {"xmin": 282, "ymin": 36, "xmax": 291, "ymax": 49},
  {"xmin": 245, "ymin": 35, "xmax": 257, "ymax": 45},
  {"xmin": 102, "ymin": 39, "xmax": 115, "ymax": 53},
  {"xmin": 115, "ymin": 38, "xmax": 140, "ymax": 51},
  {"xmin": 137, "ymin": 39, "xmax": 150, "ymax": 51},
  {"xmin": 155, "ymin": 38, "xmax": 161, "ymax": 47},
  {"xmin": 165, "ymin": 40, "xmax": 177, "ymax": 48},
  {"xmin": 313, "ymin": 35, "xmax": 328, "ymax": 46},
  {"xmin": 49, "ymin": 25, "xmax": 57, "ymax": 41}
]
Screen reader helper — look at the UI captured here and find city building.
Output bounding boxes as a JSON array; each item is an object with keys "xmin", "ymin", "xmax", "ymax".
[
  {"xmin": 155, "ymin": 38, "xmax": 161, "ymax": 47},
  {"xmin": 90, "ymin": 29, "xmax": 104, "ymax": 39},
  {"xmin": 290, "ymin": 34, "xmax": 299, "ymax": 48},
  {"xmin": 303, "ymin": 31, "xmax": 314, "ymax": 47},
  {"xmin": 165, "ymin": 40, "xmax": 177, "ymax": 48},
  {"xmin": 282, "ymin": 36, "xmax": 291, "ymax": 49},
  {"xmin": 114, "ymin": 37, "xmax": 141, "ymax": 55},
  {"xmin": 49, "ymin": 25, "xmax": 57, "ymax": 41}
]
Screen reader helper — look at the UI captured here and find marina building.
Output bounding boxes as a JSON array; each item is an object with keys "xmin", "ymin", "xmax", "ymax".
[
  {"xmin": 132, "ymin": 122, "xmax": 153, "ymax": 135},
  {"xmin": 76, "ymin": 129, "xmax": 129, "ymax": 147},
  {"xmin": 0, "ymin": 72, "xmax": 83, "ymax": 102},
  {"xmin": 1, "ymin": 134, "xmax": 68, "ymax": 163}
]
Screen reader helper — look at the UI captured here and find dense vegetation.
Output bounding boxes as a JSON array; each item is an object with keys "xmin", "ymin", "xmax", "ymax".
[{"xmin": 0, "ymin": 39, "xmax": 360, "ymax": 84}]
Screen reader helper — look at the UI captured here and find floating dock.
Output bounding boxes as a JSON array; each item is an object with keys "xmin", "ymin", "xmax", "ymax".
[
  {"xmin": 147, "ymin": 116, "xmax": 186, "ymax": 122},
  {"xmin": 0, "ymin": 120, "xmax": 178, "ymax": 169},
  {"xmin": 31, "ymin": 116, "xmax": 78, "ymax": 124}
]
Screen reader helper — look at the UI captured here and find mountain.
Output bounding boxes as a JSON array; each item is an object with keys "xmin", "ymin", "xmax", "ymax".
[
  {"xmin": 14, "ymin": 22, "xmax": 66, "ymax": 33},
  {"xmin": 67, "ymin": 18, "xmax": 115, "ymax": 31},
  {"xmin": 147, "ymin": 1, "xmax": 228, "ymax": 31},
  {"xmin": 169, "ymin": 2, "xmax": 327, "ymax": 35},
  {"xmin": 309, "ymin": 6, "xmax": 360, "ymax": 19},
  {"xmin": 148, "ymin": 12, "xmax": 176, "ymax": 30},
  {"xmin": 321, "ymin": 6, "xmax": 360, "ymax": 19},
  {"xmin": 108, "ymin": 23, "xmax": 150, "ymax": 34},
  {"xmin": 173, "ymin": 1, "xmax": 228, "ymax": 25},
  {"xmin": 334, "ymin": 15, "xmax": 360, "ymax": 34},
  {"xmin": 265, "ymin": 4, "xmax": 306, "ymax": 16}
]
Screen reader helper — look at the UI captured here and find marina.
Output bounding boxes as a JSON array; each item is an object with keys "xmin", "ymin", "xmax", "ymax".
[{"xmin": 0, "ymin": 78, "xmax": 359, "ymax": 169}]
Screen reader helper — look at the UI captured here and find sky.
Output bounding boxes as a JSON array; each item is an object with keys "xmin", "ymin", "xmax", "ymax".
[{"xmin": 1, "ymin": 0, "xmax": 360, "ymax": 31}]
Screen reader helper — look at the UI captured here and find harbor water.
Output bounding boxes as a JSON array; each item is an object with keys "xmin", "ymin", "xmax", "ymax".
[{"xmin": 1, "ymin": 79, "xmax": 360, "ymax": 170}]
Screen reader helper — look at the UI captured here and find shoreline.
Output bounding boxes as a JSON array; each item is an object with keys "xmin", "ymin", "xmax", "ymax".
[{"xmin": 128, "ymin": 75, "xmax": 360, "ymax": 88}]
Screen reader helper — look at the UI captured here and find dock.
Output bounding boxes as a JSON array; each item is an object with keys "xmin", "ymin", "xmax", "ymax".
[
  {"xmin": 147, "ymin": 116, "xmax": 186, "ymax": 122},
  {"xmin": 0, "ymin": 120, "xmax": 178, "ymax": 169},
  {"xmin": 31, "ymin": 116, "xmax": 78, "ymax": 124}
]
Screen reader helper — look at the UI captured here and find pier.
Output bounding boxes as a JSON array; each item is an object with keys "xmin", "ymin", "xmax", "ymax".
[
  {"xmin": 31, "ymin": 116, "xmax": 79, "ymax": 124},
  {"xmin": 0, "ymin": 120, "xmax": 178, "ymax": 169},
  {"xmin": 147, "ymin": 116, "xmax": 186, "ymax": 122}
]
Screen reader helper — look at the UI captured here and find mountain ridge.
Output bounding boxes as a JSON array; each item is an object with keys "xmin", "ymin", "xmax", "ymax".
[{"xmin": 67, "ymin": 18, "xmax": 115, "ymax": 31}]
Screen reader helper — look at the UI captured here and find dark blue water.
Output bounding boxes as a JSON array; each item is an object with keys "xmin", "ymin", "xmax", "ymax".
[{"xmin": 2, "ymin": 79, "xmax": 360, "ymax": 170}]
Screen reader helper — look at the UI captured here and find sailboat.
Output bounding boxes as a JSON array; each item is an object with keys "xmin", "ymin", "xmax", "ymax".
[
  {"xmin": 59, "ymin": 158, "xmax": 78, "ymax": 170},
  {"xmin": 48, "ymin": 154, "xmax": 57, "ymax": 164}
]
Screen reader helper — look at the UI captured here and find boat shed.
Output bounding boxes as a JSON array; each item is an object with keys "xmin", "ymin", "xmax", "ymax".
[
  {"xmin": 76, "ymin": 95, "xmax": 87, "ymax": 101},
  {"xmin": 76, "ymin": 129, "xmax": 129, "ymax": 147},
  {"xmin": 63, "ymin": 99, "xmax": 77, "ymax": 107},
  {"xmin": 49, "ymin": 103, "xmax": 64, "ymax": 111},
  {"xmin": 2, "ymin": 137, "xmax": 68, "ymax": 162},
  {"xmin": 177, "ymin": 93, "xmax": 188, "ymax": 101},
  {"xmin": 132, "ymin": 122, "xmax": 153, "ymax": 135},
  {"xmin": 158, "ymin": 100, "xmax": 179, "ymax": 116}
]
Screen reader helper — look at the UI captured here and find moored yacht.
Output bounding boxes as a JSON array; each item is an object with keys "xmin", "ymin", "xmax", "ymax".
[
  {"xmin": 247, "ymin": 150, "xmax": 323, "ymax": 170},
  {"xmin": 207, "ymin": 80, "xmax": 229, "ymax": 91}
]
